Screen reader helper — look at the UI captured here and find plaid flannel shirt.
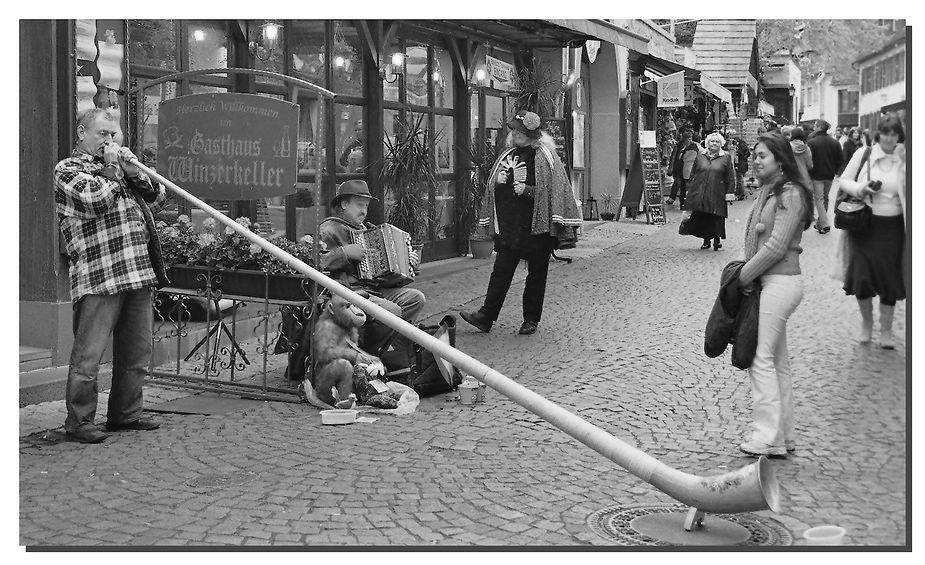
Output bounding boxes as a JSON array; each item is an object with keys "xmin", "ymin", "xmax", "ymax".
[{"xmin": 55, "ymin": 149, "xmax": 167, "ymax": 302}]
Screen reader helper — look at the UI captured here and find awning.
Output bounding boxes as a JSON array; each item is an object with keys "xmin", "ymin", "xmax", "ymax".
[
  {"xmin": 698, "ymin": 74, "xmax": 732, "ymax": 105},
  {"xmin": 634, "ymin": 52, "xmax": 700, "ymax": 80},
  {"xmin": 543, "ymin": 19, "xmax": 649, "ymax": 53},
  {"xmin": 758, "ymin": 100, "xmax": 776, "ymax": 116},
  {"xmin": 421, "ymin": 20, "xmax": 648, "ymax": 51}
]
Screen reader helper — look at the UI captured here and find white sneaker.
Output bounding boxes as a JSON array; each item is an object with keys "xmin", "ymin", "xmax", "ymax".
[
  {"xmin": 785, "ymin": 440, "xmax": 796, "ymax": 452},
  {"xmin": 739, "ymin": 441, "xmax": 786, "ymax": 456}
]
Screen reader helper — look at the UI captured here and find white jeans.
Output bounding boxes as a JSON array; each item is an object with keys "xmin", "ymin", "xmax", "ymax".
[{"xmin": 747, "ymin": 274, "xmax": 804, "ymax": 446}]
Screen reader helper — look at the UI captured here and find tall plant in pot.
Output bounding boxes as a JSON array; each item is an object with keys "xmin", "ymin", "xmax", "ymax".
[
  {"xmin": 461, "ymin": 134, "xmax": 503, "ymax": 259},
  {"xmin": 380, "ymin": 112, "xmax": 440, "ymax": 249}
]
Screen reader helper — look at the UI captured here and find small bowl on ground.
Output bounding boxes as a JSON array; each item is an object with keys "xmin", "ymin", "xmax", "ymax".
[{"xmin": 321, "ymin": 409, "xmax": 358, "ymax": 425}]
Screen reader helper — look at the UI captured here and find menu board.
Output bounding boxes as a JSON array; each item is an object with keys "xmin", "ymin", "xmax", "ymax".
[{"xmin": 641, "ymin": 146, "xmax": 666, "ymax": 225}]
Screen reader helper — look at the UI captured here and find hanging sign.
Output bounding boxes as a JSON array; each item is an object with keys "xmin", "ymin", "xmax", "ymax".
[
  {"xmin": 585, "ymin": 40, "xmax": 601, "ymax": 63},
  {"xmin": 656, "ymin": 71, "xmax": 685, "ymax": 107},
  {"xmin": 158, "ymin": 93, "xmax": 299, "ymax": 200},
  {"xmin": 485, "ymin": 55, "xmax": 516, "ymax": 91}
]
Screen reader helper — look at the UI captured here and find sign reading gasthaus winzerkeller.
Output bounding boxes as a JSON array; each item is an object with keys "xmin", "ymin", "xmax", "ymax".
[{"xmin": 158, "ymin": 93, "xmax": 299, "ymax": 200}]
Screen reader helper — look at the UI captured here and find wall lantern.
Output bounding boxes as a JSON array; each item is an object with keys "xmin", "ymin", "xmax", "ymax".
[
  {"xmin": 788, "ymin": 84, "xmax": 796, "ymax": 97},
  {"xmin": 380, "ymin": 52, "xmax": 405, "ymax": 84},
  {"xmin": 249, "ymin": 21, "xmax": 282, "ymax": 62}
]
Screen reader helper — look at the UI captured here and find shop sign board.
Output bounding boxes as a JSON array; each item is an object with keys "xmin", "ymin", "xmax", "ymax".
[
  {"xmin": 486, "ymin": 55, "xmax": 516, "ymax": 91},
  {"xmin": 158, "ymin": 93, "xmax": 299, "ymax": 200},
  {"xmin": 657, "ymin": 71, "xmax": 685, "ymax": 108}
]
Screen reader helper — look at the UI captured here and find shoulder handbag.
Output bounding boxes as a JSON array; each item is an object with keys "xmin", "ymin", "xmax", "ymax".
[{"xmin": 833, "ymin": 147, "xmax": 872, "ymax": 233}]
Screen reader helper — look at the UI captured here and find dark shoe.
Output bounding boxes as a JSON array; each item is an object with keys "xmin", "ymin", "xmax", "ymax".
[
  {"xmin": 713, "ymin": 240, "xmax": 722, "ymax": 251},
  {"xmin": 65, "ymin": 428, "xmax": 109, "ymax": 444},
  {"xmin": 700, "ymin": 241, "xmax": 711, "ymax": 250},
  {"xmin": 665, "ymin": 197, "xmax": 675, "ymax": 205},
  {"xmin": 460, "ymin": 310, "xmax": 492, "ymax": 333},
  {"xmin": 105, "ymin": 417, "xmax": 160, "ymax": 432},
  {"xmin": 518, "ymin": 321, "xmax": 538, "ymax": 335}
]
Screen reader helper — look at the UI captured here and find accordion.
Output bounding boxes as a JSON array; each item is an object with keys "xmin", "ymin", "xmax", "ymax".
[{"xmin": 350, "ymin": 224, "xmax": 415, "ymax": 287}]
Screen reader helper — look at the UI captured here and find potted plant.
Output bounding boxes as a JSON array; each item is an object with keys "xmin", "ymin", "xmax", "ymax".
[
  {"xmin": 599, "ymin": 192, "xmax": 617, "ymax": 221},
  {"xmin": 380, "ymin": 112, "xmax": 441, "ymax": 250},
  {"xmin": 460, "ymin": 134, "xmax": 503, "ymax": 259},
  {"xmin": 156, "ymin": 215, "xmax": 318, "ymax": 301}
]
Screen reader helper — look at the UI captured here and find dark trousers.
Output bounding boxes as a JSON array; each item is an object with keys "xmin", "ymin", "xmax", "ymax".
[
  {"xmin": 65, "ymin": 288, "xmax": 152, "ymax": 433},
  {"xmin": 480, "ymin": 243, "xmax": 553, "ymax": 324},
  {"xmin": 669, "ymin": 177, "xmax": 689, "ymax": 205}
]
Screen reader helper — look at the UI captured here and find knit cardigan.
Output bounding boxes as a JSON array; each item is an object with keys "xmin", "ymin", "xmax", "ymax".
[
  {"xmin": 478, "ymin": 144, "xmax": 582, "ymax": 248},
  {"xmin": 739, "ymin": 180, "xmax": 807, "ymax": 286}
]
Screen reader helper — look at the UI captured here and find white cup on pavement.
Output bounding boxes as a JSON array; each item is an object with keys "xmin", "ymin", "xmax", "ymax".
[{"xmin": 803, "ymin": 525, "xmax": 847, "ymax": 545}]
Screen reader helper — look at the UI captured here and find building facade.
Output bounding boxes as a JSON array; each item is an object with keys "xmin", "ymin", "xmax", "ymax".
[{"xmin": 856, "ymin": 29, "xmax": 906, "ymax": 133}]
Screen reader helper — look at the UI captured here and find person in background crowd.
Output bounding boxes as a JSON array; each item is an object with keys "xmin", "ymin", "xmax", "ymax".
[
  {"xmin": 840, "ymin": 127, "xmax": 863, "ymax": 174},
  {"xmin": 738, "ymin": 132, "xmax": 814, "ymax": 456},
  {"xmin": 318, "ymin": 180, "xmax": 423, "ymax": 355},
  {"xmin": 807, "ymin": 119, "xmax": 844, "ymax": 234},
  {"xmin": 677, "ymin": 131, "xmax": 702, "ymax": 207},
  {"xmin": 55, "ymin": 108, "xmax": 167, "ymax": 444},
  {"xmin": 681, "ymin": 131, "xmax": 735, "ymax": 251},
  {"xmin": 460, "ymin": 111, "xmax": 581, "ymax": 336},
  {"xmin": 834, "ymin": 126, "xmax": 844, "ymax": 146},
  {"xmin": 831, "ymin": 114, "xmax": 906, "ymax": 350},
  {"xmin": 724, "ymin": 129, "xmax": 750, "ymax": 201},
  {"xmin": 780, "ymin": 125, "xmax": 793, "ymax": 140},
  {"xmin": 801, "ymin": 122, "xmax": 815, "ymax": 138},
  {"xmin": 339, "ymin": 118, "xmax": 364, "ymax": 172},
  {"xmin": 788, "ymin": 127, "xmax": 814, "ymax": 190},
  {"xmin": 666, "ymin": 129, "xmax": 691, "ymax": 206}
]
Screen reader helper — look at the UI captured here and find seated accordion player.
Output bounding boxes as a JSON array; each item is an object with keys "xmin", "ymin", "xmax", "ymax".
[{"xmin": 350, "ymin": 224, "xmax": 415, "ymax": 288}]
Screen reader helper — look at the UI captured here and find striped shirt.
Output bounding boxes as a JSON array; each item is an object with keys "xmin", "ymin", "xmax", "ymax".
[{"xmin": 55, "ymin": 149, "xmax": 167, "ymax": 302}]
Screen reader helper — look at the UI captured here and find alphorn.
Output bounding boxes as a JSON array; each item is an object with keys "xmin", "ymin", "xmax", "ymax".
[{"xmin": 133, "ymin": 158, "xmax": 780, "ymax": 529}]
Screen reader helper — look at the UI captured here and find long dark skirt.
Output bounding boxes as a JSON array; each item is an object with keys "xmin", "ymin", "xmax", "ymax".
[
  {"xmin": 681, "ymin": 211, "xmax": 726, "ymax": 240},
  {"xmin": 844, "ymin": 214, "xmax": 905, "ymax": 303}
]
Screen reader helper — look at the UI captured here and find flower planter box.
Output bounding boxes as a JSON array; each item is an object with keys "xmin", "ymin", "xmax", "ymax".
[{"xmin": 166, "ymin": 265, "xmax": 314, "ymax": 302}]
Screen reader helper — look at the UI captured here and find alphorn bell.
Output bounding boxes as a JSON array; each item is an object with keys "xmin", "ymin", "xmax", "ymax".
[{"xmin": 133, "ymin": 158, "xmax": 780, "ymax": 531}]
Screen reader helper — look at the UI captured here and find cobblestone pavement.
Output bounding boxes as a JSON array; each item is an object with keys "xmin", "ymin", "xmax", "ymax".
[{"xmin": 19, "ymin": 197, "xmax": 909, "ymax": 548}]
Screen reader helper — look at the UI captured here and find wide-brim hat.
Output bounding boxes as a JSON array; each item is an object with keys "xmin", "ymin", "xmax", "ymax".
[
  {"xmin": 331, "ymin": 179, "xmax": 378, "ymax": 207},
  {"xmin": 507, "ymin": 111, "xmax": 543, "ymax": 139}
]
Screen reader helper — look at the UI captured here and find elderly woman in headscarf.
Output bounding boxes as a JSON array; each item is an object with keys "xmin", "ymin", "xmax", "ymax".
[{"xmin": 681, "ymin": 131, "xmax": 736, "ymax": 251}]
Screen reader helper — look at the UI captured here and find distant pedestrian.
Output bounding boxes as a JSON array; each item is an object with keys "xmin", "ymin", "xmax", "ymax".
[
  {"xmin": 831, "ymin": 114, "xmax": 906, "ymax": 349},
  {"xmin": 788, "ymin": 127, "xmax": 814, "ymax": 189},
  {"xmin": 680, "ymin": 132, "xmax": 735, "ymax": 251},
  {"xmin": 738, "ymin": 132, "xmax": 814, "ymax": 457},
  {"xmin": 665, "ymin": 130, "xmax": 692, "ymax": 206},
  {"xmin": 840, "ymin": 127, "xmax": 863, "ymax": 174},
  {"xmin": 460, "ymin": 111, "xmax": 581, "ymax": 336},
  {"xmin": 807, "ymin": 119, "xmax": 844, "ymax": 233},
  {"xmin": 55, "ymin": 108, "xmax": 166, "ymax": 443},
  {"xmin": 725, "ymin": 129, "xmax": 750, "ymax": 200}
]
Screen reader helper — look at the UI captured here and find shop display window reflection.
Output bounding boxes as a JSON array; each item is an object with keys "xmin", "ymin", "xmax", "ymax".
[
  {"xmin": 128, "ymin": 20, "xmax": 177, "ymax": 70},
  {"xmin": 188, "ymin": 22, "xmax": 227, "ymax": 70},
  {"xmin": 290, "ymin": 21, "xmax": 326, "ymax": 86},
  {"xmin": 331, "ymin": 21, "xmax": 364, "ymax": 96}
]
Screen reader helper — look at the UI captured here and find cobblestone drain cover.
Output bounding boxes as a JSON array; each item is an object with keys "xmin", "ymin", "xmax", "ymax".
[
  {"xmin": 587, "ymin": 503, "xmax": 793, "ymax": 546},
  {"xmin": 186, "ymin": 471, "xmax": 258, "ymax": 488}
]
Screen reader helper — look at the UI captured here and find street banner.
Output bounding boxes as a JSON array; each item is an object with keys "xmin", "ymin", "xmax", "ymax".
[{"xmin": 656, "ymin": 71, "xmax": 685, "ymax": 107}]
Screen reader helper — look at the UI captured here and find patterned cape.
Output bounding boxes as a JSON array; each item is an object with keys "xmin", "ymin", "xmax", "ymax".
[{"xmin": 477, "ymin": 144, "xmax": 582, "ymax": 247}]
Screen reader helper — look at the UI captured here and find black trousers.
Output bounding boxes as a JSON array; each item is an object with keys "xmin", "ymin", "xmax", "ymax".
[
  {"xmin": 669, "ymin": 177, "xmax": 688, "ymax": 204},
  {"xmin": 479, "ymin": 242, "xmax": 553, "ymax": 324}
]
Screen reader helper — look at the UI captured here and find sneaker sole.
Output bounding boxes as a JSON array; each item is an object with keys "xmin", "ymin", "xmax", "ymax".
[{"xmin": 739, "ymin": 444, "xmax": 786, "ymax": 457}]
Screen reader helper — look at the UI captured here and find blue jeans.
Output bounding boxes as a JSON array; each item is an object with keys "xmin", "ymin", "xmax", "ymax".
[
  {"xmin": 811, "ymin": 180, "xmax": 832, "ymax": 230},
  {"xmin": 65, "ymin": 288, "xmax": 153, "ymax": 433},
  {"xmin": 747, "ymin": 275, "xmax": 804, "ymax": 446}
]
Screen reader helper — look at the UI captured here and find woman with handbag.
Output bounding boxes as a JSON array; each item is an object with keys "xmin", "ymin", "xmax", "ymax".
[
  {"xmin": 832, "ymin": 114, "xmax": 906, "ymax": 349},
  {"xmin": 738, "ymin": 132, "xmax": 814, "ymax": 456},
  {"xmin": 681, "ymin": 132, "xmax": 735, "ymax": 251}
]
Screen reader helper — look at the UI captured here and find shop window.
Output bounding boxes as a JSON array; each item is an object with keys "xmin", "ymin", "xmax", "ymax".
[
  {"xmin": 331, "ymin": 21, "xmax": 364, "ymax": 97},
  {"xmin": 128, "ymin": 20, "xmax": 177, "ymax": 70},
  {"xmin": 405, "ymin": 44, "xmax": 429, "ymax": 107},
  {"xmin": 434, "ymin": 114, "xmax": 454, "ymax": 174},
  {"xmin": 335, "ymin": 104, "xmax": 366, "ymax": 174},
  {"xmin": 189, "ymin": 83, "xmax": 227, "ymax": 95},
  {"xmin": 434, "ymin": 180, "xmax": 456, "ymax": 240},
  {"xmin": 433, "ymin": 45, "xmax": 453, "ymax": 109},
  {"xmin": 187, "ymin": 22, "xmax": 228, "ymax": 70},
  {"xmin": 383, "ymin": 38, "xmax": 402, "ymax": 103},
  {"xmin": 290, "ymin": 21, "xmax": 326, "ymax": 88}
]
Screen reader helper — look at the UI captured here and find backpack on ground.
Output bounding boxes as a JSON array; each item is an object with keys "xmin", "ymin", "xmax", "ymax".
[{"xmin": 379, "ymin": 315, "xmax": 462, "ymax": 397}]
